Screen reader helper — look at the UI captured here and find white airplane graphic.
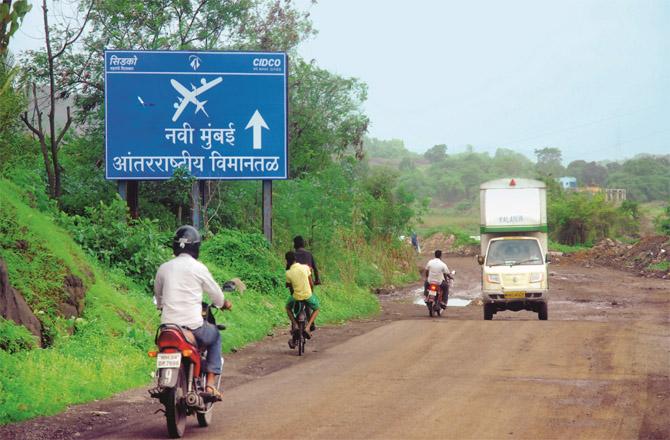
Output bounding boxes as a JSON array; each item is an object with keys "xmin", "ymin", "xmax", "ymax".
[{"xmin": 170, "ymin": 77, "xmax": 223, "ymax": 122}]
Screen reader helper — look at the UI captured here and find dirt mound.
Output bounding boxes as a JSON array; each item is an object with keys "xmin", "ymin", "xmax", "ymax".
[
  {"xmin": 419, "ymin": 233, "xmax": 478, "ymax": 258},
  {"xmin": 573, "ymin": 235, "xmax": 670, "ymax": 278}
]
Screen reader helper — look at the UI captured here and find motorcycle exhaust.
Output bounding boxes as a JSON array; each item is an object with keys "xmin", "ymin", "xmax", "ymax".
[{"xmin": 185, "ymin": 391, "xmax": 203, "ymax": 408}]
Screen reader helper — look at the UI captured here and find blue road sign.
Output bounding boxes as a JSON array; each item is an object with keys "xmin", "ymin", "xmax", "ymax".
[{"xmin": 104, "ymin": 50, "xmax": 288, "ymax": 180}]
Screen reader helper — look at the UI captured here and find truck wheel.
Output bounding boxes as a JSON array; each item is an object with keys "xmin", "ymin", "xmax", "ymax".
[
  {"xmin": 484, "ymin": 304, "xmax": 494, "ymax": 320},
  {"xmin": 538, "ymin": 302, "xmax": 548, "ymax": 320}
]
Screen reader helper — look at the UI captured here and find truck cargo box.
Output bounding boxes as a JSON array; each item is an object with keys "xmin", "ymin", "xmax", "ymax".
[{"xmin": 480, "ymin": 178, "xmax": 547, "ymax": 255}]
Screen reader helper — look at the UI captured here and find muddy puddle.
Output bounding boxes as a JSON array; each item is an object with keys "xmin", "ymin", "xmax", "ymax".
[{"xmin": 408, "ymin": 286, "xmax": 480, "ymax": 307}]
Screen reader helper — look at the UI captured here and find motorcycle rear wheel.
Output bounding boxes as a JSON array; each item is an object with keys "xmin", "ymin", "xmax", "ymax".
[{"xmin": 165, "ymin": 371, "xmax": 187, "ymax": 438}]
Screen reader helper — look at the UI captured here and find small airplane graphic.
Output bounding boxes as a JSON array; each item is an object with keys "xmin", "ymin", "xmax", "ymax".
[
  {"xmin": 137, "ymin": 96, "xmax": 155, "ymax": 107},
  {"xmin": 170, "ymin": 77, "xmax": 223, "ymax": 122}
]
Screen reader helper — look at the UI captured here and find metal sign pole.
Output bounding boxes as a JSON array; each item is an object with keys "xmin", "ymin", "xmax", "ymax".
[
  {"xmin": 262, "ymin": 180, "xmax": 272, "ymax": 243},
  {"xmin": 191, "ymin": 181, "xmax": 201, "ymax": 229}
]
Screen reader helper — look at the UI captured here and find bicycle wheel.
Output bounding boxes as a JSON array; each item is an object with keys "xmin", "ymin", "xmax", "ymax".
[{"xmin": 298, "ymin": 321, "xmax": 305, "ymax": 356}]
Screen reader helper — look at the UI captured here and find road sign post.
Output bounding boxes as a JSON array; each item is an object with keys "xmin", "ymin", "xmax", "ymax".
[
  {"xmin": 262, "ymin": 180, "xmax": 272, "ymax": 242},
  {"xmin": 104, "ymin": 50, "xmax": 288, "ymax": 239}
]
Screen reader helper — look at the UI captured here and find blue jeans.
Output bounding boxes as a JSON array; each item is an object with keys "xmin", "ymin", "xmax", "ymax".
[{"xmin": 192, "ymin": 321, "xmax": 222, "ymax": 375}]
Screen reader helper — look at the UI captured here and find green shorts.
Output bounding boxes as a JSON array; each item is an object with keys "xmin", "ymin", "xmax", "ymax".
[{"xmin": 286, "ymin": 293, "xmax": 320, "ymax": 311}]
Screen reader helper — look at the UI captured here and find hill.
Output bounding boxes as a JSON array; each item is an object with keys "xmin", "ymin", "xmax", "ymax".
[{"xmin": 0, "ymin": 179, "xmax": 158, "ymax": 423}]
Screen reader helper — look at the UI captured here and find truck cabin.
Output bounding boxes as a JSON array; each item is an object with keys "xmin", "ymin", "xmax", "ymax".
[{"xmin": 485, "ymin": 238, "xmax": 545, "ymax": 267}]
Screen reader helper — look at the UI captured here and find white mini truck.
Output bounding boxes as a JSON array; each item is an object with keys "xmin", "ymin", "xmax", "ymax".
[{"xmin": 478, "ymin": 178, "xmax": 549, "ymax": 320}]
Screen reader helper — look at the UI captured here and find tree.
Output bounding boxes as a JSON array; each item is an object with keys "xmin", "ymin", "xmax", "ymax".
[
  {"xmin": 493, "ymin": 148, "xmax": 535, "ymax": 176},
  {"xmin": 0, "ymin": 0, "xmax": 31, "ymax": 56},
  {"xmin": 424, "ymin": 144, "xmax": 447, "ymax": 162},
  {"xmin": 581, "ymin": 162, "xmax": 608, "ymax": 186},
  {"xmin": 566, "ymin": 160, "xmax": 587, "ymax": 182},
  {"xmin": 534, "ymin": 147, "xmax": 564, "ymax": 177},
  {"xmin": 0, "ymin": 0, "xmax": 31, "ymax": 173},
  {"xmin": 288, "ymin": 58, "xmax": 369, "ymax": 176},
  {"xmin": 607, "ymin": 155, "xmax": 670, "ymax": 202},
  {"xmin": 20, "ymin": 0, "xmax": 92, "ymax": 199}
]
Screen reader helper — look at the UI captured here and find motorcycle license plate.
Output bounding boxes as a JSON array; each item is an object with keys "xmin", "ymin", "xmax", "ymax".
[
  {"xmin": 504, "ymin": 291, "xmax": 525, "ymax": 299},
  {"xmin": 157, "ymin": 353, "xmax": 181, "ymax": 368}
]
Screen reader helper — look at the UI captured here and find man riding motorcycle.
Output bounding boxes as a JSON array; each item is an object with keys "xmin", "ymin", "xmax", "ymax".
[
  {"xmin": 154, "ymin": 225, "xmax": 232, "ymax": 401},
  {"xmin": 424, "ymin": 249, "xmax": 452, "ymax": 309}
]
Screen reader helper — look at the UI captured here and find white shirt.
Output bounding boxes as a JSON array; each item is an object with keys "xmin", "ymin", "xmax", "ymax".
[
  {"xmin": 154, "ymin": 254, "xmax": 224, "ymax": 329},
  {"xmin": 425, "ymin": 258, "xmax": 450, "ymax": 284}
]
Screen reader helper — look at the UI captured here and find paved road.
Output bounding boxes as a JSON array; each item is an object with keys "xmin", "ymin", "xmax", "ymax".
[{"xmin": 92, "ymin": 258, "xmax": 668, "ymax": 440}]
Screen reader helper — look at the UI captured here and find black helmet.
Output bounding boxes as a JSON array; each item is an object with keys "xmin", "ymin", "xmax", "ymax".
[{"xmin": 172, "ymin": 225, "xmax": 201, "ymax": 259}]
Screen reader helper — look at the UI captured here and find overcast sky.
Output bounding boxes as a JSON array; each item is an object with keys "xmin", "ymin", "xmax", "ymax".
[
  {"xmin": 11, "ymin": 0, "xmax": 670, "ymax": 164},
  {"xmin": 297, "ymin": 0, "xmax": 669, "ymax": 163}
]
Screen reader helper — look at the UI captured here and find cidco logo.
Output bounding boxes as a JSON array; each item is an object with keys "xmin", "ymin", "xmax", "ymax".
[{"xmin": 253, "ymin": 58, "xmax": 282, "ymax": 67}]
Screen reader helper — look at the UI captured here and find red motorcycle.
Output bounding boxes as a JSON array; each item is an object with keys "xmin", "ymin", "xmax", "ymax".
[
  {"xmin": 425, "ymin": 271, "xmax": 455, "ymax": 317},
  {"xmin": 148, "ymin": 302, "xmax": 227, "ymax": 438},
  {"xmin": 425, "ymin": 282, "xmax": 444, "ymax": 317}
]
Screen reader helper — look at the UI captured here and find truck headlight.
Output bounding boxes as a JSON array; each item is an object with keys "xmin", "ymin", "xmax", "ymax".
[
  {"xmin": 486, "ymin": 274, "xmax": 501, "ymax": 284},
  {"xmin": 529, "ymin": 272, "xmax": 544, "ymax": 283}
]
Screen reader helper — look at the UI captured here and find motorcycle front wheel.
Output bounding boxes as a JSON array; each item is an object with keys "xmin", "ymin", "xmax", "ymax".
[{"xmin": 165, "ymin": 370, "xmax": 187, "ymax": 438}]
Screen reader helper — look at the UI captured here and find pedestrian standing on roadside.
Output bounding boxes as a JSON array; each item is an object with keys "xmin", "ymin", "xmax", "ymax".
[{"xmin": 411, "ymin": 232, "xmax": 420, "ymax": 253}]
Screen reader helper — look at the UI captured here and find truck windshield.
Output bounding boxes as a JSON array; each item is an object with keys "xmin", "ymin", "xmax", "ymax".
[{"xmin": 486, "ymin": 240, "xmax": 543, "ymax": 266}]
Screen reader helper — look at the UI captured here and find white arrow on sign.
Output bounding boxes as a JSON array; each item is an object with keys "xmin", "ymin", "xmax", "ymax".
[{"xmin": 245, "ymin": 110, "xmax": 269, "ymax": 150}]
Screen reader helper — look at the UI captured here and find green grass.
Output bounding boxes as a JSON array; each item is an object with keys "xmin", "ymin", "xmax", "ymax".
[
  {"xmin": 416, "ymin": 206, "xmax": 479, "ymax": 235},
  {"xmin": 548, "ymin": 240, "xmax": 591, "ymax": 254},
  {"xmin": 0, "ymin": 179, "xmax": 157, "ymax": 424},
  {"xmin": 639, "ymin": 201, "xmax": 668, "ymax": 235},
  {"xmin": 647, "ymin": 261, "xmax": 670, "ymax": 271}
]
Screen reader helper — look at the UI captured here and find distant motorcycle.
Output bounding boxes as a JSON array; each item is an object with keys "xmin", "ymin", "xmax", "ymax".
[
  {"xmin": 149, "ymin": 282, "xmax": 234, "ymax": 438},
  {"xmin": 425, "ymin": 271, "xmax": 455, "ymax": 317}
]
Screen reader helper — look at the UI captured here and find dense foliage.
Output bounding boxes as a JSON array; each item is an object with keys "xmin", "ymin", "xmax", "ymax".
[
  {"xmin": 59, "ymin": 198, "xmax": 172, "ymax": 290},
  {"xmin": 547, "ymin": 183, "xmax": 638, "ymax": 245}
]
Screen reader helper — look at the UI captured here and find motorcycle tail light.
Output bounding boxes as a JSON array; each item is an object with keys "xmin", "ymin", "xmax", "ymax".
[
  {"xmin": 157, "ymin": 329, "xmax": 187, "ymax": 349},
  {"xmin": 429, "ymin": 284, "xmax": 438, "ymax": 291}
]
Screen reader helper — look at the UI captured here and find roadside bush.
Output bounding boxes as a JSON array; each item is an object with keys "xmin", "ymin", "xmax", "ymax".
[
  {"xmin": 654, "ymin": 204, "xmax": 670, "ymax": 235},
  {"xmin": 548, "ymin": 190, "xmax": 638, "ymax": 245},
  {"xmin": 59, "ymin": 197, "xmax": 171, "ymax": 290},
  {"xmin": 201, "ymin": 229, "xmax": 284, "ymax": 294}
]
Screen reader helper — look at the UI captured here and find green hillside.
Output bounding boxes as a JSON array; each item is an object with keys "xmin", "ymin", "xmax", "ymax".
[{"xmin": 0, "ymin": 179, "xmax": 158, "ymax": 423}]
